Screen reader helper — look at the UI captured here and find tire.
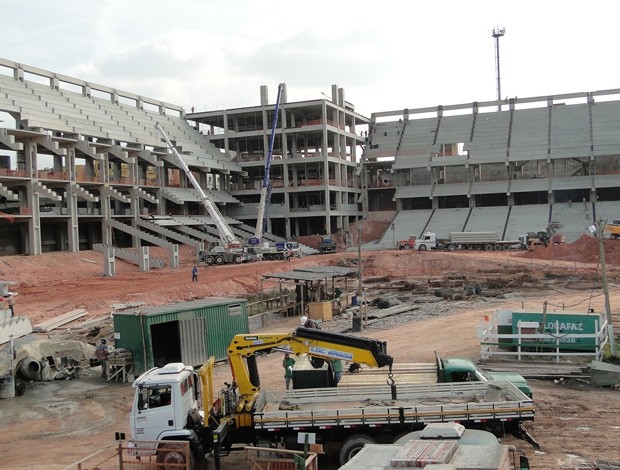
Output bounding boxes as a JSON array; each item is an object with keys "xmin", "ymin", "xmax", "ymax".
[
  {"xmin": 502, "ymin": 244, "xmax": 510, "ymax": 250},
  {"xmin": 215, "ymin": 255, "xmax": 224, "ymax": 265},
  {"xmin": 484, "ymin": 244, "xmax": 493, "ymax": 251},
  {"xmin": 447, "ymin": 244, "xmax": 457, "ymax": 252},
  {"xmin": 339, "ymin": 434, "xmax": 376, "ymax": 465},
  {"xmin": 264, "ymin": 254, "xmax": 272, "ymax": 261},
  {"xmin": 493, "ymin": 244, "xmax": 502, "ymax": 251},
  {"xmin": 156, "ymin": 442, "xmax": 194, "ymax": 470},
  {"xmin": 205, "ymin": 256, "xmax": 215, "ymax": 265},
  {"xmin": 418, "ymin": 244, "xmax": 427, "ymax": 251},
  {"xmin": 402, "ymin": 244, "xmax": 411, "ymax": 250},
  {"xmin": 233, "ymin": 254, "xmax": 243, "ymax": 264}
]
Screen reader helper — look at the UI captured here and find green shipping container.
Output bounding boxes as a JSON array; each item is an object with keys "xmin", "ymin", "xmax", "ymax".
[{"xmin": 113, "ymin": 298, "xmax": 248, "ymax": 374}]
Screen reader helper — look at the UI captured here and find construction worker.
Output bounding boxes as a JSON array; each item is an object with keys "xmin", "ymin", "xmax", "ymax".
[
  {"xmin": 300, "ymin": 315, "xmax": 320, "ymax": 329},
  {"xmin": 332, "ymin": 359, "xmax": 344, "ymax": 386},
  {"xmin": 282, "ymin": 353, "xmax": 296, "ymax": 390},
  {"xmin": 7, "ymin": 293, "xmax": 14, "ymax": 317},
  {"xmin": 95, "ymin": 338, "xmax": 109, "ymax": 379}
]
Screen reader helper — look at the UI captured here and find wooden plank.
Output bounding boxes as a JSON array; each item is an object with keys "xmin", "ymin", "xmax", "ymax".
[
  {"xmin": 338, "ymin": 372, "xmax": 438, "ymax": 387},
  {"xmin": 34, "ymin": 308, "xmax": 87, "ymax": 332}
]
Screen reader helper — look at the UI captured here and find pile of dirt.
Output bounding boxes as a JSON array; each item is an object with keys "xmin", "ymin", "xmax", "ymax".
[
  {"xmin": 296, "ymin": 219, "xmax": 391, "ymax": 251},
  {"xmin": 519, "ymin": 235, "xmax": 620, "ymax": 265}
]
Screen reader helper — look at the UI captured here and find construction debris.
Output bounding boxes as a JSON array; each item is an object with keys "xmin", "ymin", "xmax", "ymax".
[{"xmin": 33, "ymin": 309, "xmax": 88, "ymax": 333}]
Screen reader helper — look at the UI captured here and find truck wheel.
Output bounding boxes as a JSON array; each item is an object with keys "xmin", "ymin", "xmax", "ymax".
[
  {"xmin": 484, "ymin": 244, "xmax": 493, "ymax": 251},
  {"xmin": 339, "ymin": 434, "xmax": 375, "ymax": 465},
  {"xmin": 418, "ymin": 244, "xmax": 427, "ymax": 251},
  {"xmin": 233, "ymin": 254, "xmax": 243, "ymax": 264},
  {"xmin": 447, "ymin": 244, "xmax": 457, "ymax": 252},
  {"xmin": 205, "ymin": 256, "xmax": 215, "ymax": 265},
  {"xmin": 156, "ymin": 442, "xmax": 195, "ymax": 470},
  {"xmin": 502, "ymin": 244, "xmax": 510, "ymax": 250},
  {"xmin": 402, "ymin": 244, "xmax": 411, "ymax": 250},
  {"xmin": 215, "ymin": 255, "xmax": 224, "ymax": 265},
  {"xmin": 493, "ymin": 244, "xmax": 502, "ymax": 251}
]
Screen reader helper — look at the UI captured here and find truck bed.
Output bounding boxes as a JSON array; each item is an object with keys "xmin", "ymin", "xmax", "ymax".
[{"xmin": 254, "ymin": 381, "xmax": 534, "ymax": 430}]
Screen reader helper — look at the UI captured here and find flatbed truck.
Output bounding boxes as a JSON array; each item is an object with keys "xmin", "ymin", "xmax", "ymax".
[
  {"xmin": 338, "ymin": 352, "xmax": 532, "ymax": 398},
  {"xmin": 126, "ymin": 328, "xmax": 538, "ymax": 469}
]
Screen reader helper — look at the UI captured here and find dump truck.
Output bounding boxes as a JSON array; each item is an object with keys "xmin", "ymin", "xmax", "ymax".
[
  {"xmin": 338, "ymin": 351, "xmax": 532, "ymax": 398},
  {"xmin": 341, "ymin": 422, "xmax": 530, "ymax": 469},
  {"xmin": 126, "ymin": 328, "xmax": 538, "ymax": 469},
  {"xmin": 415, "ymin": 232, "xmax": 528, "ymax": 252}
]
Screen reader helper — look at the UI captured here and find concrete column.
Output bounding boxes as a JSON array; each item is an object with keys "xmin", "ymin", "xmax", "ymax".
[
  {"xmin": 260, "ymin": 85, "xmax": 269, "ymax": 106},
  {"xmin": 104, "ymin": 246, "xmax": 116, "ymax": 276},
  {"xmin": 139, "ymin": 246, "xmax": 150, "ymax": 272},
  {"xmin": 67, "ymin": 182, "xmax": 79, "ymax": 252},
  {"xmin": 26, "ymin": 181, "xmax": 41, "ymax": 255}
]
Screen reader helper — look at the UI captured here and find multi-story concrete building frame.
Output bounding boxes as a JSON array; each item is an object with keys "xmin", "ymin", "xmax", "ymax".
[{"xmin": 191, "ymin": 84, "xmax": 368, "ymax": 239}]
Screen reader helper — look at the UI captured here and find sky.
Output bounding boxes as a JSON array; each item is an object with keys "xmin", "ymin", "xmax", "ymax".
[{"xmin": 1, "ymin": 1, "xmax": 619, "ymax": 118}]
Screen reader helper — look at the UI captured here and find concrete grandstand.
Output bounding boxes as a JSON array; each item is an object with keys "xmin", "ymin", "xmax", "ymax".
[{"xmin": 1, "ymin": 56, "xmax": 620, "ymax": 262}]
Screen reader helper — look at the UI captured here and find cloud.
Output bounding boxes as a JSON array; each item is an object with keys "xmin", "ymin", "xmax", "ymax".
[{"xmin": 237, "ymin": 29, "xmax": 393, "ymax": 88}]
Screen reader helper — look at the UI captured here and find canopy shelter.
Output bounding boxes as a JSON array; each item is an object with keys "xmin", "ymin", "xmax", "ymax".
[{"xmin": 262, "ymin": 266, "xmax": 358, "ymax": 319}]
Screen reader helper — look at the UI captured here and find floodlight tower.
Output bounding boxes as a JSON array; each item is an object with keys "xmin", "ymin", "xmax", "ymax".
[{"xmin": 492, "ymin": 27, "xmax": 506, "ymax": 111}]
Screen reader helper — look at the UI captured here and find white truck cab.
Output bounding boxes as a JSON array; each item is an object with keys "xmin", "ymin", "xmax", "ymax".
[
  {"xmin": 130, "ymin": 363, "xmax": 198, "ymax": 444},
  {"xmin": 414, "ymin": 232, "xmax": 437, "ymax": 251}
]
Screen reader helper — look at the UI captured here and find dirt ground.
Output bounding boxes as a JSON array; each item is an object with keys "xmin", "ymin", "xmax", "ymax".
[{"xmin": 1, "ymin": 237, "xmax": 620, "ymax": 469}]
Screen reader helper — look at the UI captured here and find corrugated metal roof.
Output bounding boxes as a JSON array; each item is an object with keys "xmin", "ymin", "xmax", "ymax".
[
  {"xmin": 295, "ymin": 266, "xmax": 358, "ymax": 276},
  {"xmin": 114, "ymin": 297, "xmax": 246, "ymax": 317},
  {"xmin": 263, "ymin": 266, "xmax": 358, "ymax": 282},
  {"xmin": 262, "ymin": 271, "xmax": 327, "ymax": 281}
]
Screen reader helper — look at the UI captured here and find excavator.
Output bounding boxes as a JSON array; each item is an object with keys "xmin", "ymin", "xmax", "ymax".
[
  {"xmin": 604, "ymin": 219, "xmax": 620, "ymax": 239},
  {"xmin": 526, "ymin": 221, "xmax": 565, "ymax": 250}
]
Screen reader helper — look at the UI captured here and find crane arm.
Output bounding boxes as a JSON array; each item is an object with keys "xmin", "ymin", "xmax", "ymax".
[
  {"xmin": 228, "ymin": 327, "xmax": 393, "ymax": 409},
  {"xmin": 254, "ymin": 83, "xmax": 284, "ymax": 241},
  {"xmin": 155, "ymin": 123, "xmax": 241, "ymax": 249}
]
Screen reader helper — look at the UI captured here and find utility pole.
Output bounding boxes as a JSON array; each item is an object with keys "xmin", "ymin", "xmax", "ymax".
[
  {"xmin": 592, "ymin": 220, "xmax": 616, "ymax": 357},
  {"xmin": 492, "ymin": 27, "xmax": 506, "ymax": 111}
]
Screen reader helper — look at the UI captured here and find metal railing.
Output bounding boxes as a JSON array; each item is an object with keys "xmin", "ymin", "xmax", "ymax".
[{"xmin": 63, "ymin": 440, "xmax": 190, "ymax": 470}]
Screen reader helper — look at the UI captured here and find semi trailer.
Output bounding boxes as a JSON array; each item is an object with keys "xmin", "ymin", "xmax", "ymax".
[{"xmin": 415, "ymin": 232, "xmax": 528, "ymax": 252}]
